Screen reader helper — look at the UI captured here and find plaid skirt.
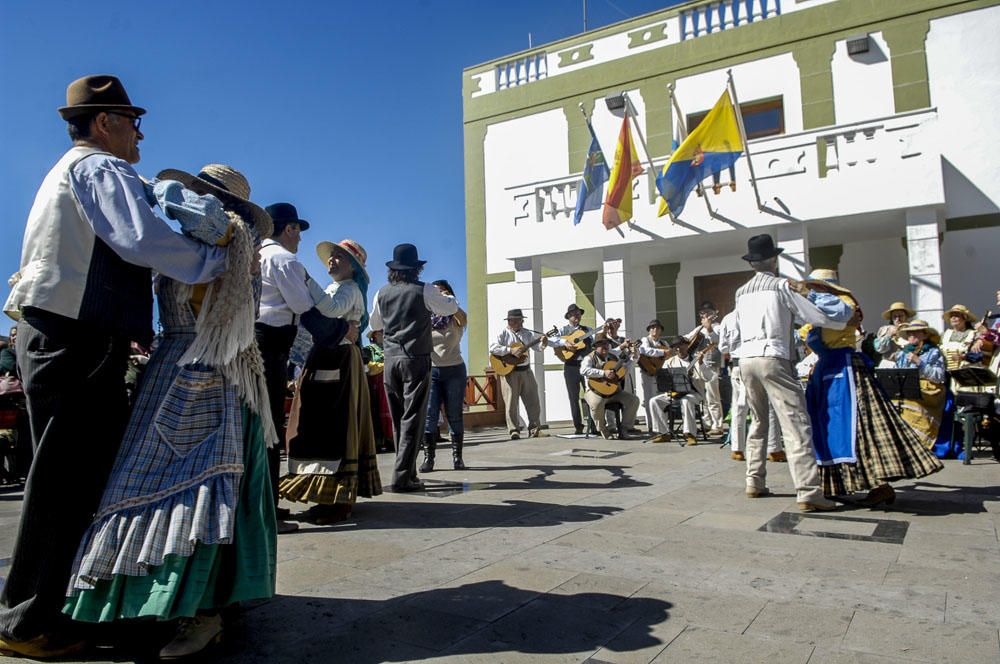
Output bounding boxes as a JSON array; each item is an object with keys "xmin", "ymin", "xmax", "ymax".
[{"xmin": 821, "ymin": 354, "xmax": 944, "ymax": 496}]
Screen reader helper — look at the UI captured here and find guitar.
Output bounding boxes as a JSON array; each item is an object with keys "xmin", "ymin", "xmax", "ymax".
[
  {"xmin": 587, "ymin": 341, "xmax": 638, "ymax": 397},
  {"xmin": 490, "ymin": 327, "xmax": 559, "ymax": 376},
  {"xmin": 638, "ymin": 339, "xmax": 671, "ymax": 376},
  {"xmin": 553, "ymin": 324, "xmax": 604, "ymax": 362},
  {"xmin": 688, "ymin": 340, "xmax": 717, "ymax": 377}
]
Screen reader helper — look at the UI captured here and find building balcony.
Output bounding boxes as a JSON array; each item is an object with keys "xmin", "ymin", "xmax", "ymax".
[{"xmin": 499, "ymin": 108, "xmax": 943, "ymax": 260}]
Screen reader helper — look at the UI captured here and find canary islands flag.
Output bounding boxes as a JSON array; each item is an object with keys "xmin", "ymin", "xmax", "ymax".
[
  {"xmin": 656, "ymin": 91, "xmax": 743, "ymax": 218},
  {"xmin": 603, "ymin": 115, "xmax": 644, "ymax": 230},
  {"xmin": 573, "ymin": 123, "xmax": 609, "ymax": 225}
]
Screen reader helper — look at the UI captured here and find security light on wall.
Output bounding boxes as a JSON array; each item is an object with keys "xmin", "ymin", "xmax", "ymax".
[
  {"xmin": 846, "ymin": 34, "xmax": 870, "ymax": 56},
  {"xmin": 604, "ymin": 93, "xmax": 626, "ymax": 112}
]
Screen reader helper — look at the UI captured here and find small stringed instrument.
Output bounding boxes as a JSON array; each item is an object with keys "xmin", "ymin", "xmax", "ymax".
[
  {"xmin": 638, "ymin": 339, "xmax": 671, "ymax": 376},
  {"xmin": 688, "ymin": 340, "xmax": 717, "ymax": 377},
  {"xmin": 553, "ymin": 324, "xmax": 605, "ymax": 362},
  {"xmin": 587, "ymin": 341, "xmax": 637, "ymax": 397},
  {"xmin": 490, "ymin": 327, "xmax": 558, "ymax": 376}
]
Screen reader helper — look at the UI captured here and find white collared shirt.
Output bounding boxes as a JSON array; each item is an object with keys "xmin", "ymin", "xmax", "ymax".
[
  {"xmin": 581, "ymin": 349, "xmax": 634, "ymax": 378},
  {"xmin": 489, "ymin": 327, "xmax": 545, "ymax": 367},
  {"xmin": 717, "ymin": 311, "xmax": 741, "ymax": 359},
  {"xmin": 257, "ymin": 239, "xmax": 314, "ymax": 327},
  {"xmin": 639, "ymin": 335, "xmax": 670, "ymax": 357},
  {"xmin": 368, "ymin": 282, "xmax": 457, "ymax": 331}
]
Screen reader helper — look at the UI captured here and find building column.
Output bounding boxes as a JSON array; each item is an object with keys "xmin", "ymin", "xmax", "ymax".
[
  {"xmin": 777, "ymin": 224, "xmax": 810, "ymax": 280},
  {"xmin": 905, "ymin": 207, "xmax": 944, "ymax": 322},
  {"xmin": 602, "ymin": 251, "xmax": 634, "ymax": 338},
  {"xmin": 514, "ymin": 257, "xmax": 546, "ymax": 425}
]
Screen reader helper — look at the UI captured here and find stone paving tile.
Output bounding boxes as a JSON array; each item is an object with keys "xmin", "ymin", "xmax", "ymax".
[
  {"xmin": 636, "ymin": 582, "xmax": 769, "ymax": 634},
  {"xmin": 745, "ymin": 599, "xmax": 855, "ymax": 648},
  {"xmin": 651, "ymin": 625, "xmax": 815, "ymax": 663},
  {"xmin": 806, "ymin": 648, "xmax": 926, "ymax": 663},
  {"xmin": 551, "ymin": 526, "xmax": 667, "ymax": 554},
  {"xmin": 841, "ymin": 609, "xmax": 1000, "ymax": 663}
]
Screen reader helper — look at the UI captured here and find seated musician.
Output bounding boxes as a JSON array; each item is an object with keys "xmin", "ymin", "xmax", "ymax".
[
  {"xmin": 972, "ymin": 288, "xmax": 1000, "ymax": 377},
  {"xmin": 581, "ymin": 333, "xmax": 640, "ymax": 440},
  {"xmin": 489, "ymin": 308, "xmax": 547, "ymax": 440},
  {"xmin": 894, "ymin": 320, "xmax": 947, "ymax": 448},
  {"xmin": 638, "ymin": 319, "xmax": 673, "ymax": 433},
  {"xmin": 873, "ymin": 301, "xmax": 914, "ymax": 368},
  {"xmin": 550, "ymin": 304, "xmax": 592, "ymax": 435},
  {"xmin": 941, "ymin": 304, "xmax": 985, "ymax": 374},
  {"xmin": 648, "ymin": 336, "xmax": 707, "ymax": 446},
  {"xmin": 685, "ymin": 302, "xmax": 724, "ymax": 436}
]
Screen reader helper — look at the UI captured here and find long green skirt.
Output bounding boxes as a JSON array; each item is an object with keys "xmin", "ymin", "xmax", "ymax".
[{"xmin": 63, "ymin": 407, "xmax": 276, "ymax": 622}]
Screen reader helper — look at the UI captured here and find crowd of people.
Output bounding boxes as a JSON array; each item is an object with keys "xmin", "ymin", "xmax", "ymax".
[{"xmin": 0, "ymin": 74, "xmax": 997, "ymax": 661}]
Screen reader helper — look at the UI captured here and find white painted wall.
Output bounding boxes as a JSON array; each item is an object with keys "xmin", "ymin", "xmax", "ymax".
[
  {"xmin": 942, "ymin": 227, "xmax": 1000, "ymax": 315},
  {"xmin": 831, "ymin": 31, "xmax": 894, "ymax": 124},
  {"xmin": 927, "ymin": 6, "xmax": 1000, "ymax": 220}
]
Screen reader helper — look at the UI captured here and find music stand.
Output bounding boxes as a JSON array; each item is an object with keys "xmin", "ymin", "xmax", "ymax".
[
  {"xmin": 875, "ymin": 368, "xmax": 921, "ymax": 414},
  {"xmin": 950, "ymin": 366, "xmax": 998, "ymax": 390},
  {"xmin": 656, "ymin": 368, "xmax": 694, "ymax": 395}
]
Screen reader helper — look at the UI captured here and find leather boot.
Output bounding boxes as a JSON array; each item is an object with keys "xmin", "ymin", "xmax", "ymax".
[
  {"xmin": 420, "ymin": 437, "xmax": 436, "ymax": 473},
  {"xmin": 452, "ymin": 434, "xmax": 466, "ymax": 470}
]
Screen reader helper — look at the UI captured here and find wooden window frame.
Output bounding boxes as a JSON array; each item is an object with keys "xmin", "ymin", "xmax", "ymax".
[{"xmin": 686, "ymin": 96, "xmax": 784, "ymax": 140}]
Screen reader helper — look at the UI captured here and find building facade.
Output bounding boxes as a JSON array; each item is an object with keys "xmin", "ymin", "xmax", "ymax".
[{"xmin": 463, "ymin": 0, "xmax": 1000, "ymax": 425}]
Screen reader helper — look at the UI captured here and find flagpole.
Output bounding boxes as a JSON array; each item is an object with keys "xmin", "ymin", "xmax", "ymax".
[
  {"xmin": 668, "ymin": 84, "xmax": 714, "ymax": 218},
  {"xmin": 727, "ymin": 69, "xmax": 764, "ymax": 211},
  {"xmin": 620, "ymin": 92, "xmax": 658, "ymax": 177}
]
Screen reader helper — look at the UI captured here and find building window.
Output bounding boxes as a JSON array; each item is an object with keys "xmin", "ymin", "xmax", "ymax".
[{"xmin": 687, "ymin": 97, "xmax": 784, "ymax": 139}]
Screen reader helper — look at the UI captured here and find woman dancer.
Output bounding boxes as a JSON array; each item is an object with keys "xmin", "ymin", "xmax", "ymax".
[
  {"xmin": 279, "ymin": 240, "xmax": 381, "ymax": 524},
  {"xmin": 421, "ymin": 279, "xmax": 468, "ymax": 471},
  {"xmin": 63, "ymin": 165, "xmax": 281, "ymax": 658},
  {"xmin": 798, "ymin": 271, "xmax": 942, "ymax": 507}
]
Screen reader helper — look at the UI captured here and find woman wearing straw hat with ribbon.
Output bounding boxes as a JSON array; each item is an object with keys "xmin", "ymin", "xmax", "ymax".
[
  {"xmin": 62, "ymin": 165, "xmax": 282, "ymax": 659},
  {"xmin": 940, "ymin": 304, "xmax": 984, "ymax": 374},
  {"xmin": 279, "ymin": 239, "xmax": 382, "ymax": 524},
  {"xmin": 873, "ymin": 301, "xmax": 916, "ymax": 368},
  {"xmin": 796, "ymin": 270, "xmax": 941, "ymax": 508},
  {"xmin": 894, "ymin": 319, "xmax": 948, "ymax": 449}
]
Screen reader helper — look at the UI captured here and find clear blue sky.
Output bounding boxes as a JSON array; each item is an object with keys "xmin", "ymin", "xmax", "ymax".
[{"xmin": 1, "ymin": 0, "xmax": 684, "ymax": 329}]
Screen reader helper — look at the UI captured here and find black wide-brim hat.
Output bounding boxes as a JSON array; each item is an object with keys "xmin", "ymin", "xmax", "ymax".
[
  {"xmin": 741, "ymin": 234, "xmax": 784, "ymax": 262},
  {"xmin": 387, "ymin": 243, "xmax": 427, "ymax": 270},
  {"xmin": 565, "ymin": 304, "xmax": 585, "ymax": 319},
  {"xmin": 58, "ymin": 74, "xmax": 146, "ymax": 120},
  {"xmin": 157, "ymin": 164, "xmax": 272, "ymax": 237},
  {"xmin": 266, "ymin": 202, "xmax": 310, "ymax": 234},
  {"xmin": 646, "ymin": 319, "xmax": 664, "ymax": 331},
  {"xmin": 504, "ymin": 308, "xmax": 525, "ymax": 320}
]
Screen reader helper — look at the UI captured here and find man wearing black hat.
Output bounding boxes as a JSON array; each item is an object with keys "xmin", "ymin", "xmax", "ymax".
[
  {"xmin": 489, "ymin": 308, "xmax": 548, "ymax": 439},
  {"xmin": 550, "ymin": 304, "xmax": 593, "ymax": 434},
  {"xmin": 638, "ymin": 319, "xmax": 673, "ymax": 431},
  {"xmin": 370, "ymin": 244, "xmax": 458, "ymax": 491},
  {"xmin": 734, "ymin": 234, "xmax": 847, "ymax": 512},
  {"xmin": 256, "ymin": 202, "xmax": 355, "ymax": 532},
  {"xmin": 0, "ymin": 75, "xmax": 229, "ymax": 657}
]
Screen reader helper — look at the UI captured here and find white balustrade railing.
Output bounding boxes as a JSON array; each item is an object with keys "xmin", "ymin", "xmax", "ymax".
[
  {"xmin": 495, "ymin": 52, "xmax": 548, "ymax": 90},
  {"xmin": 680, "ymin": 0, "xmax": 781, "ymax": 41}
]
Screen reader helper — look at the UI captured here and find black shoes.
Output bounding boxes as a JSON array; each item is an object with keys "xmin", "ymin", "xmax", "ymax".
[{"xmin": 391, "ymin": 479, "xmax": 425, "ymax": 493}]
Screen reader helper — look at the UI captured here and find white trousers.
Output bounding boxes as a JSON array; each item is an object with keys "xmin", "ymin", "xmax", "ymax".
[
  {"xmin": 649, "ymin": 391, "xmax": 702, "ymax": 435},
  {"xmin": 703, "ymin": 370, "xmax": 724, "ymax": 429},
  {"xmin": 729, "ymin": 365, "xmax": 784, "ymax": 453}
]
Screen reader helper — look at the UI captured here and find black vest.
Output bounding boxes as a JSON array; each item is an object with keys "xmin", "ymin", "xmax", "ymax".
[
  {"xmin": 78, "ymin": 237, "xmax": 154, "ymax": 345},
  {"xmin": 380, "ymin": 281, "xmax": 431, "ymax": 358}
]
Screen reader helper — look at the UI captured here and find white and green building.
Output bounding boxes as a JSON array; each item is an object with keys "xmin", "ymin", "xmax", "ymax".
[{"xmin": 463, "ymin": 0, "xmax": 1000, "ymax": 425}]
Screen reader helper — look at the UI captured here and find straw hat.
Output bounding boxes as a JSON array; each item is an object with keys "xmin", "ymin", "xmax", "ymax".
[
  {"xmin": 943, "ymin": 304, "xmax": 976, "ymax": 323},
  {"xmin": 802, "ymin": 268, "xmax": 852, "ymax": 296},
  {"xmin": 317, "ymin": 239, "xmax": 368, "ymax": 280},
  {"xmin": 898, "ymin": 319, "xmax": 941, "ymax": 345},
  {"xmin": 157, "ymin": 164, "xmax": 272, "ymax": 237},
  {"xmin": 881, "ymin": 301, "xmax": 916, "ymax": 320}
]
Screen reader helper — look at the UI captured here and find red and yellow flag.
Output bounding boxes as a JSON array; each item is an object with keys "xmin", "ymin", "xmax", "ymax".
[{"xmin": 602, "ymin": 115, "xmax": 644, "ymax": 230}]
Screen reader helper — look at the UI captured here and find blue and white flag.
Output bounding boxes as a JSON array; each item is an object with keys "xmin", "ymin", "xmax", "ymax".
[{"xmin": 573, "ymin": 122, "xmax": 609, "ymax": 225}]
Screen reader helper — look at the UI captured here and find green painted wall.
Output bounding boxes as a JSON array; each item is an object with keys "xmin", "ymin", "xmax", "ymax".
[
  {"xmin": 809, "ymin": 245, "xmax": 844, "ymax": 270},
  {"xmin": 571, "ymin": 271, "xmax": 599, "ymax": 329},
  {"xmin": 649, "ymin": 263, "xmax": 681, "ymax": 336},
  {"xmin": 883, "ymin": 20, "xmax": 933, "ymax": 112}
]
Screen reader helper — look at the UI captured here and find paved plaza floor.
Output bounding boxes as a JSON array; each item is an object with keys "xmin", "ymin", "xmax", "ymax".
[{"xmin": 2, "ymin": 425, "xmax": 999, "ymax": 663}]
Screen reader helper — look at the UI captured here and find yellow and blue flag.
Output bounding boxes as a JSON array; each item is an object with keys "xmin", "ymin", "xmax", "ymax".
[
  {"xmin": 573, "ymin": 122, "xmax": 609, "ymax": 225},
  {"xmin": 656, "ymin": 91, "xmax": 743, "ymax": 218}
]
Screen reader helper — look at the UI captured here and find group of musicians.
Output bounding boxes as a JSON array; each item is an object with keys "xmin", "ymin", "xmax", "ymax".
[{"xmin": 488, "ymin": 280, "xmax": 1000, "ymax": 452}]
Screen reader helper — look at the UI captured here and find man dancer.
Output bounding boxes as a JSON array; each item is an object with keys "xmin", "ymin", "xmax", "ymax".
[
  {"xmin": 686, "ymin": 302, "xmax": 724, "ymax": 435},
  {"xmin": 581, "ymin": 333, "xmax": 640, "ymax": 439},
  {"xmin": 370, "ymin": 243, "xmax": 457, "ymax": 491},
  {"xmin": 0, "ymin": 75, "xmax": 227, "ymax": 658},
  {"xmin": 638, "ymin": 319, "xmax": 673, "ymax": 432},
  {"xmin": 256, "ymin": 202, "xmax": 354, "ymax": 533},
  {"xmin": 550, "ymin": 304, "xmax": 592, "ymax": 435},
  {"xmin": 648, "ymin": 336, "xmax": 705, "ymax": 445},
  {"xmin": 734, "ymin": 234, "xmax": 849, "ymax": 512},
  {"xmin": 490, "ymin": 309, "xmax": 548, "ymax": 440}
]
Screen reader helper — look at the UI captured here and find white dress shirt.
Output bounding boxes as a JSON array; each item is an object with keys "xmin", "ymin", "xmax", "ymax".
[
  {"xmin": 489, "ymin": 327, "xmax": 546, "ymax": 368},
  {"xmin": 717, "ymin": 311, "xmax": 741, "ymax": 359},
  {"xmin": 735, "ymin": 271, "xmax": 846, "ymax": 360},
  {"xmin": 367, "ymin": 282, "xmax": 457, "ymax": 331},
  {"xmin": 581, "ymin": 350, "xmax": 634, "ymax": 378},
  {"xmin": 639, "ymin": 335, "xmax": 670, "ymax": 357},
  {"xmin": 257, "ymin": 239, "xmax": 314, "ymax": 327}
]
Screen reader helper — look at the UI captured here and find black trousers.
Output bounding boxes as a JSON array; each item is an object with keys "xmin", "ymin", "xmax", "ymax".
[
  {"xmin": 0, "ymin": 309, "xmax": 129, "ymax": 640},
  {"xmin": 564, "ymin": 362, "xmax": 584, "ymax": 431},
  {"xmin": 254, "ymin": 322, "xmax": 298, "ymax": 508},
  {"xmin": 384, "ymin": 354, "xmax": 431, "ymax": 487}
]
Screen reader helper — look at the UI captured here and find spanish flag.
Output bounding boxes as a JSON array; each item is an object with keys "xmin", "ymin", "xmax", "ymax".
[
  {"xmin": 656, "ymin": 91, "xmax": 743, "ymax": 218},
  {"xmin": 602, "ymin": 115, "xmax": 644, "ymax": 230}
]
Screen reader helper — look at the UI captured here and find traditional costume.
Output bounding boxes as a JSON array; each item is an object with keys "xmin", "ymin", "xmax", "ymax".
[
  {"xmin": 800, "ymin": 271, "xmax": 942, "ymax": 502},
  {"xmin": 872, "ymin": 301, "xmax": 914, "ymax": 368},
  {"xmin": 580, "ymin": 333, "xmax": 640, "ymax": 439},
  {"xmin": 894, "ymin": 320, "xmax": 948, "ymax": 449},
  {"xmin": 279, "ymin": 240, "xmax": 381, "ymax": 521},
  {"xmin": 647, "ymin": 336, "xmax": 705, "ymax": 445},
  {"xmin": 62, "ymin": 165, "xmax": 278, "ymax": 658},
  {"xmin": 550, "ymin": 304, "xmax": 593, "ymax": 435}
]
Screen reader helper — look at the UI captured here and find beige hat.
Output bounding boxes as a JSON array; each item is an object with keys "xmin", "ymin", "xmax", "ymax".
[
  {"xmin": 898, "ymin": 319, "xmax": 941, "ymax": 345},
  {"xmin": 317, "ymin": 239, "xmax": 368, "ymax": 280},
  {"xmin": 881, "ymin": 301, "xmax": 916, "ymax": 320},
  {"xmin": 156, "ymin": 164, "xmax": 272, "ymax": 237},
  {"xmin": 802, "ymin": 268, "xmax": 852, "ymax": 296},
  {"xmin": 943, "ymin": 304, "xmax": 976, "ymax": 323}
]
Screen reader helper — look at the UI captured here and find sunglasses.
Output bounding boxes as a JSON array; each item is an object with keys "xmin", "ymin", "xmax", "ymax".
[{"xmin": 108, "ymin": 112, "xmax": 141, "ymax": 131}]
